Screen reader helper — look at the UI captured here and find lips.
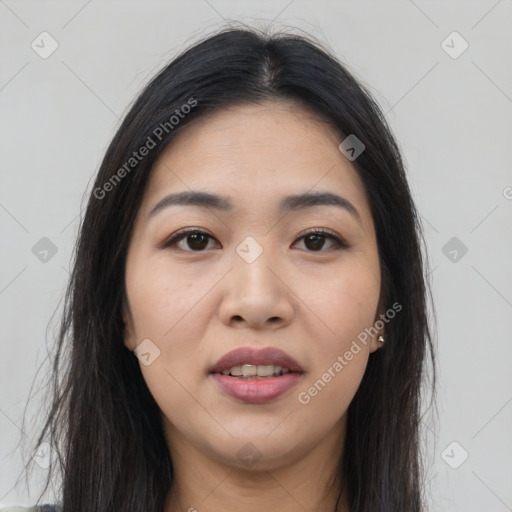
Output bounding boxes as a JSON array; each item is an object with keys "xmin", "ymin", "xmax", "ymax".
[
  {"xmin": 209, "ymin": 346, "xmax": 304, "ymax": 404},
  {"xmin": 209, "ymin": 346, "xmax": 303, "ymax": 374}
]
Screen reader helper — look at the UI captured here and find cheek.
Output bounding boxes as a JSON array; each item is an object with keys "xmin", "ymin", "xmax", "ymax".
[
  {"xmin": 126, "ymin": 262, "xmax": 212, "ymax": 420},
  {"xmin": 294, "ymin": 274, "xmax": 377, "ymax": 427},
  {"xmin": 124, "ymin": 259, "xmax": 216, "ymax": 404},
  {"xmin": 296, "ymin": 255, "xmax": 381, "ymax": 355},
  {"xmin": 127, "ymin": 259, "xmax": 211, "ymax": 340},
  {"xmin": 292, "ymin": 256, "xmax": 380, "ymax": 411}
]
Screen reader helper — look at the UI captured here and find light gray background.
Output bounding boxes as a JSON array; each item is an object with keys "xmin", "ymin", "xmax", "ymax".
[{"xmin": 1, "ymin": 1, "xmax": 511, "ymax": 510}]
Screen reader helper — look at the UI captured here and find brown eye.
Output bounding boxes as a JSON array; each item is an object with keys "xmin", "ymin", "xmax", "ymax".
[
  {"xmin": 162, "ymin": 229, "xmax": 218, "ymax": 251},
  {"xmin": 183, "ymin": 233, "xmax": 210, "ymax": 251},
  {"xmin": 304, "ymin": 234, "xmax": 328, "ymax": 251},
  {"xmin": 293, "ymin": 229, "xmax": 349, "ymax": 252},
  {"xmin": 161, "ymin": 228, "xmax": 349, "ymax": 253}
]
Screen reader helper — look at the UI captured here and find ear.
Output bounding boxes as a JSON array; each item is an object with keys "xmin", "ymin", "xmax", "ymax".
[
  {"xmin": 369, "ymin": 302, "xmax": 386, "ymax": 354},
  {"xmin": 122, "ymin": 296, "xmax": 136, "ymax": 352}
]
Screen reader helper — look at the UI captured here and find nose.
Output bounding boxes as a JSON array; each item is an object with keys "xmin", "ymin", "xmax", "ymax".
[{"xmin": 218, "ymin": 244, "xmax": 295, "ymax": 330}]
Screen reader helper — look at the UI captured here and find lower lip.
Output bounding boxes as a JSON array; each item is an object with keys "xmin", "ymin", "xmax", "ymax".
[{"xmin": 211, "ymin": 373, "xmax": 303, "ymax": 403}]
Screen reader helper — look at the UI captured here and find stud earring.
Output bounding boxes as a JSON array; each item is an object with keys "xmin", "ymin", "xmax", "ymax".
[{"xmin": 378, "ymin": 335, "xmax": 385, "ymax": 344}]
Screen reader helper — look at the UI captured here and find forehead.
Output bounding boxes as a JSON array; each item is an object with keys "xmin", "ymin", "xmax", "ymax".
[{"xmin": 140, "ymin": 101, "xmax": 370, "ymax": 218}]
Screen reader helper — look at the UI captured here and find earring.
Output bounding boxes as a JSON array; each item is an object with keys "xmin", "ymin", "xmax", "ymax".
[{"xmin": 378, "ymin": 335, "xmax": 385, "ymax": 344}]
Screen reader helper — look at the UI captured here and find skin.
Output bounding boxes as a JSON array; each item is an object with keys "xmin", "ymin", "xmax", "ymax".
[{"xmin": 123, "ymin": 100, "xmax": 384, "ymax": 512}]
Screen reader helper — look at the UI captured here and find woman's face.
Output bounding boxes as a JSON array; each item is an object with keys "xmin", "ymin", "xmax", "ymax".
[{"xmin": 123, "ymin": 101, "xmax": 383, "ymax": 472}]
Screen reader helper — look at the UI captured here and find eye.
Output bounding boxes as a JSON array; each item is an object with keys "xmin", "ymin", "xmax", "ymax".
[
  {"xmin": 161, "ymin": 228, "xmax": 349, "ymax": 253},
  {"xmin": 161, "ymin": 229, "xmax": 219, "ymax": 252},
  {"xmin": 292, "ymin": 229, "xmax": 349, "ymax": 252}
]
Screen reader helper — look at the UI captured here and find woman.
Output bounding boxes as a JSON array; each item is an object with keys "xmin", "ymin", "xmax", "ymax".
[{"xmin": 13, "ymin": 25, "xmax": 435, "ymax": 512}]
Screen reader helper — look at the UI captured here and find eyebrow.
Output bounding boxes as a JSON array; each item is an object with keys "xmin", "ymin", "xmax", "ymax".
[{"xmin": 147, "ymin": 190, "xmax": 361, "ymax": 222}]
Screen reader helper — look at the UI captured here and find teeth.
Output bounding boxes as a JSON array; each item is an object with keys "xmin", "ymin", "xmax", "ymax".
[
  {"xmin": 242, "ymin": 365, "xmax": 257, "ymax": 377},
  {"xmin": 230, "ymin": 366, "xmax": 244, "ymax": 376},
  {"xmin": 255, "ymin": 365, "xmax": 277, "ymax": 377},
  {"xmin": 221, "ymin": 364, "xmax": 288, "ymax": 379}
]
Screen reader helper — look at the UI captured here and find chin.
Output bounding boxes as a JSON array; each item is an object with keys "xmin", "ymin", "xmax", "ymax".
[{"xmin": 198, "ymin": 422, "xmax": 312, "ymax": 471}]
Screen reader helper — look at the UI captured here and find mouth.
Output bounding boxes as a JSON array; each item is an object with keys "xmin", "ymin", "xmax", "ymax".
[
  {"xmin": 218, "ymin": 364, "xmax": 294, "ymax": 379},
  {"xmin": 209, "ymin": 346, "xmax": 304, "ymax": 403},
  {"xmin": 209, "ymin": 345, "xmax": 303, "ymax": 376}
]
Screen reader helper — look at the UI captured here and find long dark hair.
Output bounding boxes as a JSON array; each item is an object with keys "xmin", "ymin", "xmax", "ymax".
[{"xmin": 22, "ymin": 25, "xmax": 436, "ymax": 512}]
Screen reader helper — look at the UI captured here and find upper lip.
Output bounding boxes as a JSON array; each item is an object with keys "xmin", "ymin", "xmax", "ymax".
[{"xmin": 209, "ymin": 346, "xmax": 303, "ymax": 374}]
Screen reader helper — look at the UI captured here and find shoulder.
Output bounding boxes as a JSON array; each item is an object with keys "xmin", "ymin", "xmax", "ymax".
[
  {"xmin": 0, "ymin": 506, "xmax": 59, "ymax": 512},
  {"xmin": 0, "ymin": 507, "xmax": 37, "ymax": 512},
  {"xmin": 0, "ymin": 508, "xmax": 36, "ymax": 512}
]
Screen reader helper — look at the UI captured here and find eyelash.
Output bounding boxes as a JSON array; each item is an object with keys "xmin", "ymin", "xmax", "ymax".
[{"xmin": 160, "ymin": 228, "xmax": 350, "ymax": 252}]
